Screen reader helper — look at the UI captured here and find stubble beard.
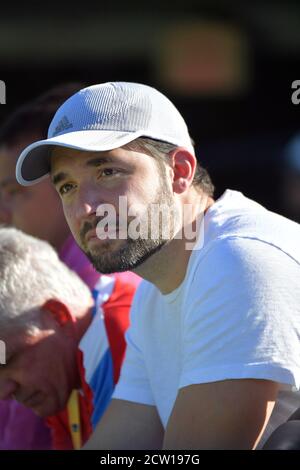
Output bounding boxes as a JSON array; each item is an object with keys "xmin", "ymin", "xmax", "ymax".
[{"xmin": 83, "ymin": 180, "xmax": 178, "ymax": 274}]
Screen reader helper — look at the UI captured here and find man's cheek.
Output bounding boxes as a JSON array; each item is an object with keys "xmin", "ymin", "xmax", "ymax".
[{"xmin": 63, "ymin": 208, "xmax": 74, "ymax": 231}]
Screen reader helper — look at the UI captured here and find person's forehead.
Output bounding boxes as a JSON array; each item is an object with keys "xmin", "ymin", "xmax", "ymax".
[
  {"xmin": 0, "ymin": 141, "xmax": 36, "ymax": 182},
  {"xmin": 1, "ymin": 138, "xmax": 40, "ymax": 161},
  {"xmin": 0, "ymin": 146, "xmax": 18, "ymax": 171},
  {"xmin": 51, "ymin": 147, "xmax": 105, "ymax": 168},
  {"xmin": 50, "ymin": 146, "xmax": 144, "ymax": 175}
]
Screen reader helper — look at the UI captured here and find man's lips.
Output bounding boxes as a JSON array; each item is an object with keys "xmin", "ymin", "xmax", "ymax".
[
  {"xmin": 85, "ymin": 226, "xmax": 124, "ymax": 243},
  {"xmin": 23, "ymin": 391, "xmax": 45, "ymax": 409},
  {"xmin": 85, "ymin": 229, "xmax": 98, "ymax": 243}
]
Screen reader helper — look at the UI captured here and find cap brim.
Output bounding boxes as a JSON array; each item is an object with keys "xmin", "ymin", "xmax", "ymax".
[{"xmin": 16, "ymin": 129, "xmax": 143, "ymax": 186}]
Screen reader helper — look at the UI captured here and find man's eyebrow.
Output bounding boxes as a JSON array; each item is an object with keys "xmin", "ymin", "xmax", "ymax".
[
  {"xmin": 85, "ymin": 156, "xmax": 115, "ymax": 167},
  {"xmin": 51, "ymin": 172, "xmax": 69, "ymax": 187},
  {"xmin": 51, "ymin": 157, "xmax": 116, "ymax": 186},
  {"xmin": 0, "ymin": 177, "xmax": 17, "ymax": 189}
]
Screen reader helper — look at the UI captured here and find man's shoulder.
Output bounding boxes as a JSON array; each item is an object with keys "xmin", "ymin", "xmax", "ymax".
[
  {"xmin": 183, "ymin": 233, "xmax": 300, "ymax": 324},
  {"xmin": 193, "ymin": 232, "xmax": 300, "ymax": 280},
  {"xmin": 179, "ymin": 192, "xmax": 300, "ymax": 307},
  {"xmin": 206, "ymin": 190, "xmax": 300, "ymax": 248},
  {"xmin": 201, "ymin": 190, "xmax": 300, "ymax": 269}
]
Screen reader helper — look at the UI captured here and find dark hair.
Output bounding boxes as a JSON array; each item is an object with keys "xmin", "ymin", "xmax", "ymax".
[
  {"xmin": 0, "ymin": 82, "xmax": 86, "ymax": 146},
  {"xmin": 124, "ymin": 137, "xmax": 215, "ymax": 197}
]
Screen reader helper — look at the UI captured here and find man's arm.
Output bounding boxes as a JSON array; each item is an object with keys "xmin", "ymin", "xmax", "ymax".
[
  {"xmin": 83, "ymin": 399, "xmax": 164, "ymax": 450},
  {"xmin": 163, "ymin": 379, "xmax": 279, "ymax": 450}
]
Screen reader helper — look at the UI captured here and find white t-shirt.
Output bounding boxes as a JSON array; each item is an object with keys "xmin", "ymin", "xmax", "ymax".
[{"xmin": 113, "ymin": 190, "xmax": 300, "ymax": 447}]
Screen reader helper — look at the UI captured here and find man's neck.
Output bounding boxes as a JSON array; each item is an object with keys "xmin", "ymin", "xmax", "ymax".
[{"xmin": 134, "ymin": 193, "xmax": 215, "ymax": 295}]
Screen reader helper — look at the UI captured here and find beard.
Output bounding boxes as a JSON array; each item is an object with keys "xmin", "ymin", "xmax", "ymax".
[
  {"xmin": 85, "ymin": 235, "xmax": 167, "ymax": 274},
  {"xmin": 80, "ymin": 177, "xmax": 178, "ymax": 274}
]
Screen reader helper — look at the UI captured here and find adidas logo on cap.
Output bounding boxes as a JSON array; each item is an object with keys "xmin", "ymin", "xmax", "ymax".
[{"xmin": 53, "ymin": 115, "xmax": 73, "ymax": 136}]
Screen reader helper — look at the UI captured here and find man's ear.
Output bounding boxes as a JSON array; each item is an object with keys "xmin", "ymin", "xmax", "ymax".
[
  {"xmin": 169, "ymin": 147, "xmax": 197, "ymax": 194},
  {"xmin": 42, "ymin": 299, "xmax": 73, "ymax": 327}
]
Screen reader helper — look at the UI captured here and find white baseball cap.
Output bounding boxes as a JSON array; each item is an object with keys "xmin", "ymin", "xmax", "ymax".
[{"xmin": 16, "ymin": 81, "xmax": 194, "ymax": 186}]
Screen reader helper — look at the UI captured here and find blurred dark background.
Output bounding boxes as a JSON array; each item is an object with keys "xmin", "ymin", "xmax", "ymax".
[{"xmin": 0, "ymin": 0, "xmax": 299, "ymax": 215}]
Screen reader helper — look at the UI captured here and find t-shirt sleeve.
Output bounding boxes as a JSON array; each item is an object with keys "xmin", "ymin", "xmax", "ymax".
[
  {"xmin": 112, "ymin": 285, "xmax": 156, "ymax": 406},
  {"xmin": 179, "ymin": 236, "xmax": 300, "ymax": 390}
]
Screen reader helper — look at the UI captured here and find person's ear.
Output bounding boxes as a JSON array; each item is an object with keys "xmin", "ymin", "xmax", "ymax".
[
  {"xmin": 42, "ymin": 299, "xmax": 73, "ymax": 327},
  {"xmin": 169, "ymin": 147, "xmax": 197, "ymax": 194}
]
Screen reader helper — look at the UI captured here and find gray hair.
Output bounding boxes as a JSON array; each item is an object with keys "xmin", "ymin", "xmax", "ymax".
[{"xmin": 0, "ymin": 226, "xmax": 92, "ymax": 335}]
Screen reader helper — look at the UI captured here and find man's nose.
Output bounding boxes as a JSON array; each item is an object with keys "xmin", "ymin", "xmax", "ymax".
[
  {"xmin": 74, "ymin": 184, "xmax": 101, "ymax": 221},
  {"xmin": 0, "ymin": 378, "xmax": 18, "ymax": 400}
]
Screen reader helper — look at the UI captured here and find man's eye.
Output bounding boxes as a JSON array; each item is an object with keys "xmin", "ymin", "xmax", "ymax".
[
  {"xmin": 59, "ymin": 183, "xmax": 75, "ymax": 195},
  {"xmin": 8, "ymin": 187, "xmax": 20, "ymax": 195},
  {"xmin": 2, "ymin": 186, "xmax": 22, "ymax": 198},
  {"xmin": 99, "ymin": 168, "xmax": 118, "ymax": 177}
]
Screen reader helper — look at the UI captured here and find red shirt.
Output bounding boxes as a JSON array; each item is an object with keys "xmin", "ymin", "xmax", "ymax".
[{"xmin": 47, "ymin": 276, "xmax": 135, "ymax": 449}]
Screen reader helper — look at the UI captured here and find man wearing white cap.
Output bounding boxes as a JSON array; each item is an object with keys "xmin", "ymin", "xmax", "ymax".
[{"xmin": 16, "ymin": 82, "xmax": 300, "ymax": 449}]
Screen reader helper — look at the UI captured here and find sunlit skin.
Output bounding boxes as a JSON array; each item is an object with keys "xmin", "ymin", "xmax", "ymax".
[
  {"xmin": 0, "ymin": 303, "xmax": 92, "ymax": 417},
  {"xmin": 51, "ymin": 148, "xmax": 159, "ymax": 252},
  {"xmin": 0, "ymin": 141, "xmax": 70, "ymax": 249},
  {"xmin": 51, "ymin": 146, "xmax": 214, "ymax": 294}
]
